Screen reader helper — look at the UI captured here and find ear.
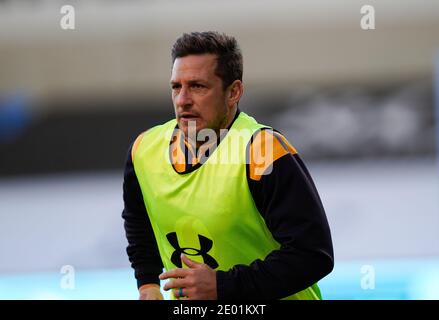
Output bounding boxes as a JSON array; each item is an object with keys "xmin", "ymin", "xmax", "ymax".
[{"xmin": 227, "ymin": 80, "xmax": 243, "ymax": 108}]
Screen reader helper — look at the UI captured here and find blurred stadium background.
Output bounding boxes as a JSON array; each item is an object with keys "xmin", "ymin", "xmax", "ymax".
[{"xmin": 1, "ymin": 0, "xmax": 439, "ymax": 299}]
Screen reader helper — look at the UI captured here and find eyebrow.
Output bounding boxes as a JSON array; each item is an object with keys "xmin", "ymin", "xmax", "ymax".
[{"xmin": 170, "ymin": 79, "xmax": 207, "ymax": 86}]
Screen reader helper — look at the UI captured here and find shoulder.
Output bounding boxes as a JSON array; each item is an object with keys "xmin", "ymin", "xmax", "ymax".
[
  {"xmin": 247, "ymin": 128, "xmax": 298, "ymax": 181},
  {"xmin": 130, "ymin": 119, "xmax": 177, "ymax": 162},
  {"xmin": 131, "ymin": 131, "xmax": 146, "ymax": 162}
]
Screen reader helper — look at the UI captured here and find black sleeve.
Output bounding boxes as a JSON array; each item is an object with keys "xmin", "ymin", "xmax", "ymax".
[
  {"xmin": 122, "ymin": 143, "xmax": 163, "ymax": 288},
  {"xmin": 216, "ymin": 152, "xmax": 334, "ymax": 300}
]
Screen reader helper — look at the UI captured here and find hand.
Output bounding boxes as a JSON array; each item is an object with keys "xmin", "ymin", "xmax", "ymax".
[
  {"xmin": 138, "ymin": 284, "xmax": 164, "ymax": 300},
  {"xmin": 159, "ymin": 254, "xmax": 217, "ymax": 300}
]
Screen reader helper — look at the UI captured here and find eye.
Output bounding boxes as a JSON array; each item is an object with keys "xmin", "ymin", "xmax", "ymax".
[
  {"xmin": 192, "ymin": 83, "xmax": 205, "ymax": 89},
  {"xmin": 171, "ymin": 84, "xmax": 181, "ymax": 90}
]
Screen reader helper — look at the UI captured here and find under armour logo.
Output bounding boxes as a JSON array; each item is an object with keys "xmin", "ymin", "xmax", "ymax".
[{"xmin": 166, "ymin": 232, "xmax": 219, "ymax": 269}]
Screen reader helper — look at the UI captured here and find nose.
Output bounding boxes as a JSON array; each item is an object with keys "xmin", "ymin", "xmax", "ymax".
[{"xmin": 175, "ymin": 87, "xmax": 193, "ymax": 108}]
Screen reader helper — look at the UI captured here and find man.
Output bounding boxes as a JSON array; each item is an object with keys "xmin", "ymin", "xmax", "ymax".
[{"xmin": 122, "ymin": 31, "xmax": 334, "ymax": 300}]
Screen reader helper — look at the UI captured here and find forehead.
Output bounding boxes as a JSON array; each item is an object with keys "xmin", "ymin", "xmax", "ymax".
[{"xmin": 171, "ymin": 54, "xmax": 218, "ymax": 81}]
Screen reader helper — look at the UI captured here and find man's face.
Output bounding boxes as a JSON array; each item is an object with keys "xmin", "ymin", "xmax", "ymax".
[{"xmin": 170, "ymin": 54, "xmax": 230, "ymax": 138}]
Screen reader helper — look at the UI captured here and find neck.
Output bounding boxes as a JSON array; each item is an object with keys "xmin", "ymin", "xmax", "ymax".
[
  {"xmin": 223, "ymin": 106, "xmax": 238, "ymax": 131},
  {"xmin": 184, "ymin": 107, "xmax": 238, "ymax": 150},
  {"xmin": 200, "ymin": 106, "xmax": 237, "ymax": 148}
]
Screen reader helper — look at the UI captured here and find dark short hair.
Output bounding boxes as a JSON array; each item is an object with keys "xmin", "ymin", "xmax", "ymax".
[{"xmin": 171, "ymin": 31, "xmax": 243, "ymax": 90}]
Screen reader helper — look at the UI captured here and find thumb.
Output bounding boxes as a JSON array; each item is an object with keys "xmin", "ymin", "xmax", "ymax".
[{"xmin": 181, "ymin": 254, "xmax": 201, "ymax": 269}]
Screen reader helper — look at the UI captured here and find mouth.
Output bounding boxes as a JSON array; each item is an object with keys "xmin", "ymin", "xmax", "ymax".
[{"xmin": 179, "ymin": 113, "xmax": 200, "ymax": 122}]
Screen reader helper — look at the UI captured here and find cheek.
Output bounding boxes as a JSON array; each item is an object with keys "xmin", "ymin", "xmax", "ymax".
[
  {"xmin": 195, "ymin": 91, "xmax": 226, "ymax": 125},
  {"xmin": 204, "ymin": 91, "xmax": 226, "ymax": 110}
]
